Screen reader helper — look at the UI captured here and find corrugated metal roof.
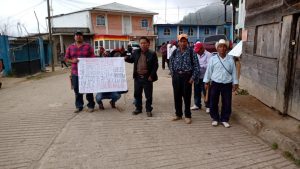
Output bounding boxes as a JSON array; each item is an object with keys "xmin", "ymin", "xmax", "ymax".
[
  {"xmin": 179, "ymin": 4, "xmax": 232, "ymax": 25},
  {"xmin": 91, "ymin": 2, "xmax": 158, "ymax": 15},
  {"xmin": 52, "ymin": 2, "xmax": 157, "ymax": 18}
]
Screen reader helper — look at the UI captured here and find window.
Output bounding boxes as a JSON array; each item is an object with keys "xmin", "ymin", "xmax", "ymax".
[
  {"xmin": 188, "ymin": 27, "xmax": 194, "ymax": 36},
  {"xmin": 204, "ymin": 27, "xmax": 210, "ymax": 35},
  {"xmin": 110, "ymin": 40, "xmax": 115, "ymax": 50},
  {"xmin": 141, "ymin": 19, "xmax": 148, "ymax": 28},
  {"xmin": 95, "ymin": 41, "xmax": 99, "ymax": 49},
  {"xmin": 96, "ymin": 15, "xmax": 105, "ymax": 26},
  {"xmin": 255, "ymin": 23, "xmax": 280, "ymax": 58},
  {"xmin": 99, "ymin": 41, "xmax": 103, "ymax": 48},
  {"xmin": 179, "ymin": 27, "xmax": 183, "ymax": 35},
  {"xmin": 164, "ymin": 28, "xmax": 171, "ymax": 35},
  {"xmin": 104, "ymin": 40, "xmax": 109, "ymax": 49},
  {"xmin": 115, "ymin": 41, "xmax": 120, "ymax": 49}
]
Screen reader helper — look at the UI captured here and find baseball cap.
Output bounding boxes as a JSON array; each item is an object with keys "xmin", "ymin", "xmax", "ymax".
[
  {"xmin": 74, "ymin": 30, "xmax": 83, "ymax": 36},
  {"xmin": 194, "ymin": 42, "xmax": 204, "ymax": 53},
  {"xmin": 177, "ymin": 34, "xmax": 188, "ymax": 41}
]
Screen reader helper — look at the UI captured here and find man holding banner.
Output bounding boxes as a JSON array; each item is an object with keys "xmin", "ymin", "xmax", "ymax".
[
  {"xmin": 125, "ymin": 37, "xmax": 158, "ymax": 117},
  {"xmin": 65, "ymin": 30, "xmax": 96, "ymax": 113}
]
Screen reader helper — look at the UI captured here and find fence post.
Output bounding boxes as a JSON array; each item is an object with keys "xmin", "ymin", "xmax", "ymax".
[
  {"xmin": 0, "ymin": 35, "xmax": 11, "ymax": 75},
  {"xmin": 38, "ymin": 37, "xmax": 46, "ymax": 71}
]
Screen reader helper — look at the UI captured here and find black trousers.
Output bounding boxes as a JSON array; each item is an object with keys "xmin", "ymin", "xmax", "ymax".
[
  {"xmin": 134, "ymin": 77, "xmax": 153, "ymax": 112},
  {"xmin": 172, "ymin": 73, "xmax": 192, "ymax": 118},
  {"xmin": 162, "ymin": 54, "xmax": 168, "ymax": 69},
  {"xmin": 71, "ymin": 75, "xmax": 95, "ymax": 109},
  {"xmin": 209, "ymin": 81, "xmax": 232, "ymax": 122}
]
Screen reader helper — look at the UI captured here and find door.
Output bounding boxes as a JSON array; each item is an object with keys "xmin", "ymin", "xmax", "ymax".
[{"xmin": 288, "ymin": 16, "xmax": 300, "ymax": 120}]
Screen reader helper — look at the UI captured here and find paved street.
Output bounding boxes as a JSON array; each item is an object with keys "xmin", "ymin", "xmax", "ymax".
[{"xmin": 0, "ymin": 65, "xmax": 298, "ymax": 169}]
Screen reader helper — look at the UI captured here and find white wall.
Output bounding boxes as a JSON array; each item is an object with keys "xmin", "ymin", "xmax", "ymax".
[
  {"xmin": 236, "ymin": 0, "xmax": 246, "ymax": 29},
  {"xmin": 52, "ymin": 11, "xmax": 91, "ymax": 28}
]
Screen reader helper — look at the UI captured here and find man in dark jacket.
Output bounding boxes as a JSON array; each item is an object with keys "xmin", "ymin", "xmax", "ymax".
[{"xmin": 125, "ymin": 37, "xmax": 159, "ymax": 117}]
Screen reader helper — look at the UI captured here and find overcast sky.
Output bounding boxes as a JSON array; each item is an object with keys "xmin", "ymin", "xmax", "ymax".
[{"xmin": 0, "ymin": 0, "xmax": 222, "ymax": 36}]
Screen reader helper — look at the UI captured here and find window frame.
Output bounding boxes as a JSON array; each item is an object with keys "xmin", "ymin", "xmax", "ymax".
[
  {"xmin": 188, "ymin": 27, "xmax": 194, "ymax": 36},
  {"xmin": 204, "ymin": 27, "xmax": 210, "ymax": 35},
  {"xmin": 179, "ymin": 27, "xmax": 184, "ymax": 35},
  {"xmin": 96, "ymin": 15, "xmax": 106, "ymax": 26},
  {"xmin": 163, "ymin": 28, "xmax": 171, "ymax": 35},
  {"xmin": 141, "ymin": 19, "xmax": 148, "ymax": 28}
]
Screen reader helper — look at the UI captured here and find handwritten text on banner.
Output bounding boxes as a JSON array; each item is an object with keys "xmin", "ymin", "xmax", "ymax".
[{"xmin": 78, "ymin": 57, "xmax": 128, "ymax": 93}]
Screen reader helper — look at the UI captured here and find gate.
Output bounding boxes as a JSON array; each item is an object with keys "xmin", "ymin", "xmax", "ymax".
[{"xmin": 288, "ymin": 15, "xmax": 300, "ymax": 120}]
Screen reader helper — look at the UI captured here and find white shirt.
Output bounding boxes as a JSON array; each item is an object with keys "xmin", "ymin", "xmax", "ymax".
[
  {"xmin": 167, "ymin": 45, "xmax": 177, "ymax": 59},
  {"xmin": 197, "ymin": 50, "xmax": 212, "ymax": 79}
]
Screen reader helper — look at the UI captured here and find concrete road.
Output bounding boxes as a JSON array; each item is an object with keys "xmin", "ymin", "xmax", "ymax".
[{"xmin": 0, "ymin": 64, "xmax": 297, "ymax": 169}]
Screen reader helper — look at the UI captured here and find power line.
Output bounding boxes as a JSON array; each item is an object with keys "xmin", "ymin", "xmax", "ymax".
[{"xmin": 7, "ymin": 0, "xmax": 45, "ymax": 19}]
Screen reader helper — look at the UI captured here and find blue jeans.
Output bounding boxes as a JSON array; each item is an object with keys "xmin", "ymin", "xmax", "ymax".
[
  {"xmin": 193, "ymin": 79, "xmax": 207, "ymax": 108},
  {"xmin": 71, "ymin": 75, "xmax": 95, "ymax": 109},
  {"xmin": 209, "ymin": 81, "xmax": 232, "ymax": 122},
  {"xmin": 96, "ymin": 92, "xmax": 121, "ymax": 104}
]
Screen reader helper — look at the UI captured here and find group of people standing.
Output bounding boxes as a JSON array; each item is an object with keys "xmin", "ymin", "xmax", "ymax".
[
  {"xmin": 160, "ymin": 34, "xmax": 238, "ymax": 127},
  {"xmin": 65, "ymin": 30, "xmax": 238, "ymax": 128}
]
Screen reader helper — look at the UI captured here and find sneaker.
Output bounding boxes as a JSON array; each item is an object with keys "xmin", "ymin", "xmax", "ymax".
[
  {"xmin": 185, "ymin": 118, "xmax": 192, "ymax": 124},
  {"xmin": 171, "ymin": 116, "xmax": 182, "ymax": 121},
  {"xmin": 206, "ymin": 108, "xmax": 210, "ymax": 113},
  {"xmin": 132, "ymin": 109, "xmax": 142, "ymax": 115},
  {"xmin": 146, "ymin": 111, "xmax": 152, "ymax": 117},
  {"xmin": 73, "ymin": 108, "xmax": 83, "ymax": 113},
  {"xmin": 190, "ymin": 105, "xmax": 200, "ymax": 110},
  {"xmin": 87, "ymin": 108, "xmax": 94, "ymax": 113},
  {"xmin": 221, "ymin": 122, "xmax": 231, "ymax": 128},
  {"xmin": 110, "ymin": 101, "xmax": 116, "ymax": 108},
  {"xmin": 99, "ymin": 103, "xmax": 104, "ymax": 110},
  {"xmin": 211, "ymin": 121, "xmax": 218, "ymax": 126}
]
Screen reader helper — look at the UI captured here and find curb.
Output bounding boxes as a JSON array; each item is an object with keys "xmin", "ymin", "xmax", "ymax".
[{"xmin": 232, "ymin": 111, "xmax": 300, "ymax": 159}]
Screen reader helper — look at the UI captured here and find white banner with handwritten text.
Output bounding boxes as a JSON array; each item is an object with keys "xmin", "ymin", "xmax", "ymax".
[{"xmin": 78, "ymin": 57, "xmax": 128, "ymax": 93}]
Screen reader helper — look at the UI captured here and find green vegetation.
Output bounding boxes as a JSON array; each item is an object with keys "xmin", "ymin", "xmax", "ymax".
[
  {"xmin": 271, "ymin": 143, "xmax": 278, "ymax": 150},
  {"xmin": 236, "ymin": 88, "xmax": 249, "ymax": 95},
  {"xmin": 283, "ymin": 151, "xmax": 300, "ymax": 167}
]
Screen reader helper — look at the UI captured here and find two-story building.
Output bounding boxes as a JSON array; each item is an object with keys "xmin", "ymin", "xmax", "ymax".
[
  {"xmin": 153, "ymin": 4, "xmax": 232, "ymax": 48},
  {"xmin": 50, "ymin": 2, "xmax": 157, "ymax": 63}
]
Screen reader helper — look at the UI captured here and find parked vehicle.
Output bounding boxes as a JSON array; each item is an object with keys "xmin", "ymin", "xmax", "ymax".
[
  {"xmin": 128, "ymin": 41, "xmax": 140, "ymax": 51},
  {"xmin": 203, "ymin": 34, "xmax": 232, "ymax": 53}
]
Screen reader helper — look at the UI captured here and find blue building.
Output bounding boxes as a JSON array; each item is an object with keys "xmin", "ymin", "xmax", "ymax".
[
  {"xmin": 154, "ymin": 24, "xmax": 227, "ymax": 46},
  {"xmin": 154, "ymin": 4, "xmax": 233, "ymax": 48}
]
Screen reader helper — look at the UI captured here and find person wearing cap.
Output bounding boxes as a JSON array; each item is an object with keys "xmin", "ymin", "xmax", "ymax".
[
  {"xmin": 203, "ymin": 39, "xmax": 238, "ymax": 128},
  {"xmin": 124, "ymin": 36, "xmax": 158, "ymax": 117},
  {"xmin": 190, "ymin": 42, "xmax": 212, "ymax": 113},
  {"xmin": 169, "ymin": 34, "xmax": 200, "ymax": 124},
  {"xmin": 65, "ymin": 30, "xmax": 96, "ymax": 113}
]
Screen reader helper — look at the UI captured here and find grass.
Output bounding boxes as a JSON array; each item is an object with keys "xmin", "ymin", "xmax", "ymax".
[
  {"xmin": 271, "ymin": 143, "xmax": 278, "ymax": 150},
  {"xmin": 235, "ymin": 88, "xmax": 249, "ymax": 95},
  {"xmin": 283, "ymin": 151, "xmax": 300, "ymax": 167}
]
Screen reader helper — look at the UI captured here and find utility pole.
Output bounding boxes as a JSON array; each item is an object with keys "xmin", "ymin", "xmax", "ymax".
[
  {"xmin": 47, "ymin": 0, "xmax": 54, "ymax": 72},
  {"xmin": 165, "ymin": 0, "xmax": 167, "ymax": 23}
]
